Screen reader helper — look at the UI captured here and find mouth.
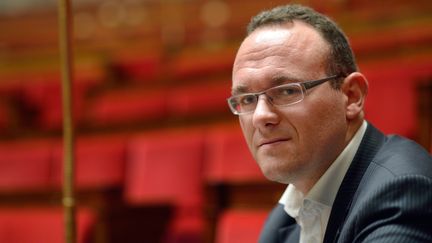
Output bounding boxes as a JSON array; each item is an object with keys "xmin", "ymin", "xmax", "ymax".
[{"xmin": 258, "ymin": 138, "xmax": 290, "ymax": 148}]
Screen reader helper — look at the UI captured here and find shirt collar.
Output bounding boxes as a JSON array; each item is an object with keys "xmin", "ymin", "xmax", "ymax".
[{"xmin": 307, "ymin": 121, "xmax": 368, "ymax": 206}]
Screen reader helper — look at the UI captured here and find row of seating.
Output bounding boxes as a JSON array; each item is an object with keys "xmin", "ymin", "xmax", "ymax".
[
  {"xmin": 109, "ymin": 46, "xmax": 235, "ymax": 82},
  {"xmin": 362, "ymin": 57, "xmax": 432, "ymax": 138},
  {"xmin": 1, "ymin": 53, "xmax": 431, "ymax": 137},
  {"xmin": 0, "ymin": 124, "xmax": 264, "ymax": 191},
  {"xmin": 1, "ymin": 0, "xmax": 429, "ymax": 57},
  {"xmin": 0, "ymin": 76, "xmax": 232, "ymax": 132},
  {"xmin": 0, "ymin": 124, "xmax": 273, "ymax": 243},
  {"xmin": 0, "ymin": 207, "xmax": 95, "ymax": 243},
  {"xmin": 0, "ymin": 206, "xmax": 269, "ymax": 243}
]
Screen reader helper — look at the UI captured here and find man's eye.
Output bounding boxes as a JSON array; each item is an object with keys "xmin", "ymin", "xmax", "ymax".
[
  {"xmin": 240, "ymin": 95, "xmax": 256, "ymax": 105},
  {"xmin": 278, "ymin": 86, "xmax": 300, "ymax": 96}
]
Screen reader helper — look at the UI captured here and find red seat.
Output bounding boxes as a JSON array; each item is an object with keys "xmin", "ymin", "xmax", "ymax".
[
  {"xmin": 215, "ymin": 209, "xmax": 268, "ymax": 243},
  {"xmin": 204, "ymin": 126, "xmax": 273, "ymax": 234},
  {"xmin": 0, "ymin": 206, "xmax": 95, "ymax": 243},
  {"xmin": 363, "ymin": 59, "xmax": 432, "ymax": 138},
  {"xmin": 52, "ymin": 135, "xmax": 128, "ymax": 190},
  {"xmin": 0, "ymin": 101, "xmax": 13, "ymax": 131},
  {"xmin": 205, "ymin": 125, "xmax": 266, "ymax": 184},
  {"xmin": 110, "ymin": 54, "xmax": 162, "ymax": 83},
  {"xmin": 170, "ymin": 49, "xmax": 235, "ymax": 79},
  {"xmin": 0, "ymin": 79, "xmax": 22, "ymax": 132},
  {"xmin": 0, "ymin": 139, "xmax": 54, "ymax": 192},
  {"xmin": 0, "ymin": 77, "xmax": 22, "ymax": 97},
  {"xmin": 85, "ymin": 88, "xmax": 168, "ymax": 126},
  {"xmin": 167, "ymin": 81, "xmax": 232, "ymax": 117},
  {"xmin": 21, "ymin": 77, "xmax": 95, "ymax": 130},
  {"xmin": 124, "ymin": 129, "xmax": 206, "ymax": 242}
]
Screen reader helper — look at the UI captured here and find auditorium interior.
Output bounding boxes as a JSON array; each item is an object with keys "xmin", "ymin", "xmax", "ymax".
[{"xmin": 0, "ymin": 0, "xmax": 431, "ymax": 242}]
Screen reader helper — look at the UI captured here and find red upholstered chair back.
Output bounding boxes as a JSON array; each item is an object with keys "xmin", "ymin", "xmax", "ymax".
[
  {"xmin": 0, "ymin": 139, "xmax": 54, "ymax": 191},
  {"xmin": 124, "ymin": 129, "xmax": 205, "ymax": 207},
  {"xmin": 215, "ymin": 209, "xmax": 269, "ymax": 243},
  {"xmin": 205, "ymin": 126, "xmax": 265, "ymax": 183},
  {"xmin": 52, "ymin": 135, "xmax": 127, "ymax": 190},
  {"xmin": 0, "ymin": 207, "xmax": 95, "ymax": 243}
]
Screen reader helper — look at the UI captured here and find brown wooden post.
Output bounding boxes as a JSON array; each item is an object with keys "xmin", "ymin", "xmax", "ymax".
[{"xmin": 58, "ymin": 0, "xmax": 76, "ymax": 242}]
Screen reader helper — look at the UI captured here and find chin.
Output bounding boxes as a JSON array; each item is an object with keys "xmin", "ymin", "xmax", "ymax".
[{"xmin": 259, "ymin": 164, "xmax": 291, "ymax": 184}]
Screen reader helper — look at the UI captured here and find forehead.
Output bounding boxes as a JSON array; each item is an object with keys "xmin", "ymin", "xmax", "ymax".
[{"xmin": 232, "ymin": 21, "xmax": 329, "ymax": 92}]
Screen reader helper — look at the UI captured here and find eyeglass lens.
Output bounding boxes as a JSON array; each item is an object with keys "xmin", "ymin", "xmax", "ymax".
[{"xmin": 230, "ymin": 84, "xmax": 304, "ymax": 114}]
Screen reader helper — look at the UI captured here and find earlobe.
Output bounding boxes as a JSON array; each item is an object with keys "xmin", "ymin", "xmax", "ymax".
[{"xmin": 341, "ymin": 72, "xmax": 368, "ymax": 120}]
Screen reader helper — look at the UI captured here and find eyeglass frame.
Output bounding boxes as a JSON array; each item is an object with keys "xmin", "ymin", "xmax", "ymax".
[{"xmin": 227, "ymin": 75, "xmax": 341, "ymax": 115}]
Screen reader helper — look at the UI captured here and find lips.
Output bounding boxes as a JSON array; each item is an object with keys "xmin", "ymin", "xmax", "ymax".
[{"xmin": 258, "ymin": 138, "xmax": 290, "ymax": 147}]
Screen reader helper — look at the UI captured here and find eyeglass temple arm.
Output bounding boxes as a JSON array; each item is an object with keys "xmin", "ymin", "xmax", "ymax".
[{"xmin": 303, "ymin": 75, "xmax": 340, "ymax": 90}]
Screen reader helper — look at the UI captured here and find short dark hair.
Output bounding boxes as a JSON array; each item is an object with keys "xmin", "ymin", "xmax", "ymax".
[{"xmin": 247, "ymin": 4, "xmax": 357, "ymax": 88}]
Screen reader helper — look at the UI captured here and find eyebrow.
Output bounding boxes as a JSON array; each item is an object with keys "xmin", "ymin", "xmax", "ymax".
[
  {"xmin": 231, "ymin": 85, "xmax": 249, "ymax": 96},
  {"xmin": 271, "ymin": 75, "xmax": 303, "ymax": 86},
  {"xmin": 231, "ymin": 75, "xmax": 303, "ymax": 96}
]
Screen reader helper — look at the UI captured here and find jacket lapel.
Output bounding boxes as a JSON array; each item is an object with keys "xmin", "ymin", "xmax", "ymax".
[
  {"xmin": 323, "ymin": 124, "xmax": 386, "ymax": 243},
  {"xmin": 259, "ymin": 204, "xmax": 296, "ymax": 243},
  {"xmin": 279, "ymin": 224, "xmax": 300, "ymax": 243}
]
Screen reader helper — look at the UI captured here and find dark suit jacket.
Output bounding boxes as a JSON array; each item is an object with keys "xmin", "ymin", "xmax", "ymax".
[{"xmin": 259, "ymin": 123, "xmax": 432, "ymax": 243}]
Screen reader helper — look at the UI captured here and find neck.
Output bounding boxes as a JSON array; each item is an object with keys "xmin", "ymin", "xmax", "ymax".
[
  {"xmin": 295, "ymin": 118, "xmax": 365, "ymax": 195},
  {"xmin": 346, "ymin": 118, "xmax": 364, "ymax": 144}
]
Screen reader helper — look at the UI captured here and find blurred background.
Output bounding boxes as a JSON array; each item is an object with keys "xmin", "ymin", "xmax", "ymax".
[{"xmin": 0, "ymin": 0, "xmax": 431, "ymax": 242}]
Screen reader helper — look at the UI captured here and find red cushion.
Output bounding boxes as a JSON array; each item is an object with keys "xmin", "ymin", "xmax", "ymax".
[
  {"xmin": 52, "ymin": 135, "xmax": 127, "ymax": 190},
  {"xmin": 168, "ymin": 81, "xmax": 231, "ymax": 117},
  {"xmin": 124, "ymin": 129, "xmax": 205, "ymax": 207},
  {"xmin": 215, "ymin": 209, "xmax": 268, "ymax": 243},
  {"xmin": 86, "ymin": 89, "xmax": 168, "ymax": 126},
  {"xmin": 0, "ymin": 139, "xmax": 54, "ymax": 191},
  {"xmin": 0, "ymin": 207, "xmax": 95, "ymax": 243},
  {"xmin": 205, "ymin": 125, "xmax": 265, "ymax": 183}
]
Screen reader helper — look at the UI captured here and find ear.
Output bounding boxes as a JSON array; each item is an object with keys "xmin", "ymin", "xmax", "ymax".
[{"xmin": 341, "ymin": 72, "xmax": 368, "ymax": 121}]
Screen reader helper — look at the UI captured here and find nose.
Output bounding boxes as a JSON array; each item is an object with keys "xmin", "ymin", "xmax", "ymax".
[{"xmin": 252, "ymin": 95, "xmax": 280, "ymax": 129}]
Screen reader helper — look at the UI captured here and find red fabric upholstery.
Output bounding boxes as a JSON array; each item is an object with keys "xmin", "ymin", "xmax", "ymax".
[
  {"xmin": 21, "ymin": 78, "xmax": 94, "ymax": 130},
  {"xmin": 86, "ymin": 89, "xmax": 168, "ymax": 126},
  {"xmin": 52, "ymin": 135, "xmax": 127, "ymax": 190},
  {"xmin": 167, "ymin": 81, "xmax": 231, "ymax": 117},
  {"xmin": 0, "ymin": 78, "xmax": 22, "ymax": 97},
  {"xmin": 205, "ymin": 125, "xmax": 265, "ymax": 183},
  {"xmin": 110, "ymin": 55, "xmax": 162, "ymax": 83},
  {"xmin": 0, "ymin": 101, "xmax": 13, "ymax": 131},
  {"xmin": 0, "ymin": 78, "xmax": 21, "ymax": 131},
  {"xmin": 215, "ymin": 209, "xmax": 268, "ymax": 243},
  {"xmin": 170, "ymin": 51, "xmax": 235, "ymax": 79},
  {"xmin": 124, "ymin": 129, "xmax": 206, "ymax": 242},
  {"xmin": 0, "ymin": 207, "xmax": 95, "ymax": 243},
  {"xmin": 0, "ymin": 139, "xmax": 54, "ymax": 191},
  {"xmin": 124, "ymin": 129, "xmax": 205, "ymax": 206},
  {"xmin": 363, "ymin": 59, "xmax": 432, "ymax": 138}
]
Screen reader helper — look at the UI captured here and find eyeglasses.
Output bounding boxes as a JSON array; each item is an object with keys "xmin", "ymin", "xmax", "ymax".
[{"xmin": 227, "ymin": 75, "xmax": 340, "ymax": 115}]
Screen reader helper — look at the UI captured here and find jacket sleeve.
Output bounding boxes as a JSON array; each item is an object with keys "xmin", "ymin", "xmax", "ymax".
[{"xmin": 350, "ymin": 175, "xmax": 432, "ymax": 243}]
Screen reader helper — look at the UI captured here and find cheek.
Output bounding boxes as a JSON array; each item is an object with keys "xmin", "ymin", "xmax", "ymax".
[
  {"xmin": 289, "ymin": 91, "xmax": 344, "ymax": 140},
  {"xmin": 239, "ymin": 117, "xmax": 255, "ymax": 151},
  {"xmin": 296, "ymin": 95, "xmax": 347, "ymax": 154}
]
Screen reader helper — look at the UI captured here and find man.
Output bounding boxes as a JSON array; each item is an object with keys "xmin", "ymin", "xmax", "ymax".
[{"xmin": 227, "ymin": 4, "xmax": 432, "ymax": 243}]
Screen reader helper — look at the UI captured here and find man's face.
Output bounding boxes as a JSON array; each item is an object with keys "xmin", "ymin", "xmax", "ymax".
[{"xmin": 232, "ymin": 21, "xmax": 349, "ymax": 190}]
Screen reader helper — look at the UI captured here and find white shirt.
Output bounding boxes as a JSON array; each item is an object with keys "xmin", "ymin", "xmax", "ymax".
[{"xmin": 279, "ymin": 121, "xmax": 368, "ymax": 243}]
